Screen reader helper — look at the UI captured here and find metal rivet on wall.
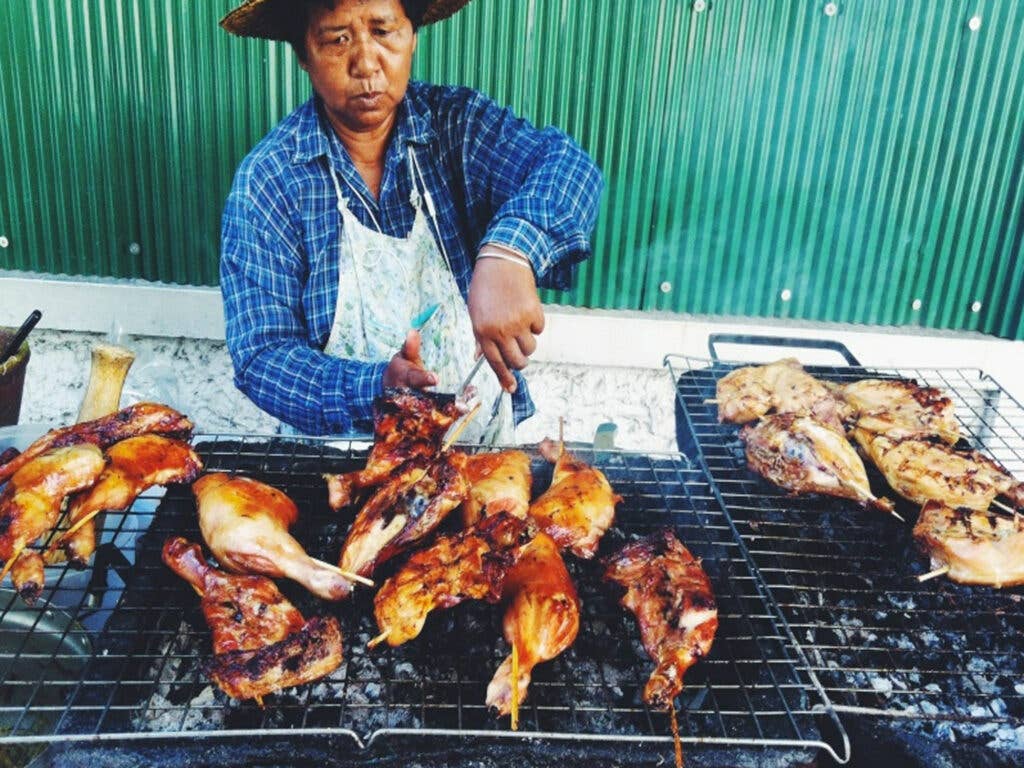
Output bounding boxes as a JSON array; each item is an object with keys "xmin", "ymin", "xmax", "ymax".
[
  {"xmin": 824, "ymin": 3, "xmax": 838, "ymax": 17},
  {"xmin": 971, "ymin": 300, "xmax": 982, "ymax": 313},
  {"xmin": 660, "ymin": 281, "xmax": 672, "ymax": 294},
  {"xmin": 912, "ymin": 298, "xmax": 923, "ymax": 311},
  {"xmin": 692, "ymin": 0, "xmax": 708, "ymax": 12},
  {"xmin": 780, "ymin": 288, "xmax": 792, "ymax": 302},
  {"xmin": 968, "ymin": 16, "xmax": 982, "ymax": 32},
  {"xmin": 128, "ymin": 242, "xmax": 142, "ymax": 256},
  {"xmin": 0, "ymin": 236, "xmax": 8, "ymax": 248}
]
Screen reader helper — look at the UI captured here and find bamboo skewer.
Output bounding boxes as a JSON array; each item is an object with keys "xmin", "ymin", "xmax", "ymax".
[
  {"xmin": 669, "ymin": 704, "xmax": 684, "ymax": 768},
  {"xmin": 368, "ymin": 629, "xmax": 390, "ymax": 649},
  {"xmin": 991, "ymin": 499, "xmax": 1017, "ymax": 515},
  {"xmin": 510, "ymin": 642, "xmax": 520, "ymax": 732},
  {"xmin": 441, "ymin": 402, "xmax": 482, "ymax": 452},
  {"xmin": 917, "ymin": 565, "xmax": 950, "ymax": 583},
  {"xmin": 703, "ymin": 398, "xmax": 718, "ymax": 405},
  {"xmin": 49, "ymin": 508, "xmax": 103, "ymax": 550},
  {"xmin": 309, "ymin": 558, "xmax": 374, "ymax": 588}
]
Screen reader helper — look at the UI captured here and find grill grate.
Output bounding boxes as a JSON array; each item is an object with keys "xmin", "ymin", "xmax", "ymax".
[
  {"xmin": 0, "ymin": 436, "xmax": 847, "ymax": 761},
  {"xmin": 667, "ymin": 354, "xmax": 1024, "ymax": 737}
]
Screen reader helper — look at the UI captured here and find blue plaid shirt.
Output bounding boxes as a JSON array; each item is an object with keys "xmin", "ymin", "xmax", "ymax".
[{"xmin": 221, "ymin": 81, "xmax": 602, "ymax": 435}]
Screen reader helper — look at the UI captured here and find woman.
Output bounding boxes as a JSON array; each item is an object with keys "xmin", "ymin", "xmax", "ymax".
[{"xmin": 219, "ymin": 0, "xmax": 602, "ymax": 438}]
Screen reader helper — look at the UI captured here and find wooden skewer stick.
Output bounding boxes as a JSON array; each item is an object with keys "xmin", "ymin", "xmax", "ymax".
[
  {"xmin": 441, "ymin": 402, "xmax": 482, "ymax": 452},
  {"xmin": 889, "ymin": 509, "xmax": 906, "ymax": 523},
  {"xmin": 917, "ymin": 565, "xmax": 950, "ymax": 583},
  {"xmin": 510, "ymin": 642, "xmax": 520, "ymax": 732},
  {"xmin": 991, "ymin": 499, "xmax": 1017, "ymax": 515},
  {"xmin": 669, "ymin": 704, "xmax": 684, "ymax": 768},
  {"xmin": 309, "ymin": 558, "xmax": 374, "ymax": 588},
  {"xmin": 254, "ymin": 694, "xmax": 264, "ymax": 708},
  {"xmin": 703, "ymin": 398, "xmax": 719, "ymax": 404},
  {"xmin": 367, "ymin": 629, "xmax": 390, "ymax": 649},
  {"xmin": 0, "ymin": 545, "xmax": 25, "ymax": 584},
  {"xmin": 50, "ymin": 508, "xmax": 104, "ymax": 550}
]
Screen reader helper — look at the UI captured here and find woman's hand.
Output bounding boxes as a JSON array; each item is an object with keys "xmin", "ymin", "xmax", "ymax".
[
  {"xmin": 467, "ymin": 256, "xmax": 545, "ymax": 392},
  {"xmin": 383, "ymin": 330, "xmax": 438, "ymax": 389}
]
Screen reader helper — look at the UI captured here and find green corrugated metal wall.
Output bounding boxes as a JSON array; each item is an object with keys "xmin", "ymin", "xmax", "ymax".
[{"xmin": 1, "ymin": 1, "xmax": 1022, "ymax": 338}]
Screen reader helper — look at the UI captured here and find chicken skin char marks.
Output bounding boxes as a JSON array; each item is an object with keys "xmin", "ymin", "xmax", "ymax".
[
  {"xmin": 0, "ymin": 444, "xmax": 107, "ymax": 602},
  {"xmin": 853, "ymin": 429, "xmax": 1024, "ymax": 512},
  {"xmin": 326, "ymin": 388, "xmax": 463, "ymax": 509},
  {"xmin": 603, "ymin": 530, "xmax": 718, "ymax": 709},
  {"xmin": 340, "ymin": 452, "xmax": 468, "ymax": 579},
  {"xmin": 486, "ymin": 532, "xmax": 580, "ymax": 716},
  {"xmin": 913, "ymin": 501, "xmax": 1024, "ymax": 588},
  {"xmin": 194, "ymin": 473, "xmax": 352, "ymax": 601},
  {"xmin": 840, "ymin": 378, "xmax": 960, "ymax": 444},
  {"xmin": 162, "ymin": 537, "xmax": 343, "ymax": 701},
  {"xmin": 528, "ymin": 439, "xmax": 620, "ymax": 559},
  {"xmin": 59, "ymin": 435, "xmax": 203, "ymax": 568},
  {"xmin": 0, "ymin": 403, "xmax": 193, "ymax": 484},
  {"xmin": 715, "ymin": 358, "xmax": 846, "ymax": 431},
  {"xmin": 741, "ymin": 414, "xmax": 894, "ymax": 513},
  {"xmin": 373, "ymin": 512, "xmax": 532, "ymax": 648},
  {"xmin": 461, "ymin": 450, "xmax": 532, "ymax": 528}
]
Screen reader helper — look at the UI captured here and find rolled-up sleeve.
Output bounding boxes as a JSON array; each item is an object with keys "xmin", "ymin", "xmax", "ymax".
[
  {"xmin": 456, "ymin": 92, "xmax": 603, "ymax": 291},
  {"xmin": 220, "ymin": 165, "xmax": 384, "ymax": 434}
]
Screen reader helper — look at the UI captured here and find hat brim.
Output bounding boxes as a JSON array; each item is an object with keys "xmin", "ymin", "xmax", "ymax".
[{"xmin": 221, "ymin": 0, "xmax": 474, "ymax": 41}]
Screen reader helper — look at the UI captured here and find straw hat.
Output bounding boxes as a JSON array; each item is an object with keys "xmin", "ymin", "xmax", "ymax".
[{"xmin": 221, "ymin": 0, "xmax": 473, "ymax": 40}]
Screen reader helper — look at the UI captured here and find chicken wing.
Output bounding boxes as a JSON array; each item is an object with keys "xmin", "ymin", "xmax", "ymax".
[
  {"xmin": 841, "ymin": 378, "xmax": 959, "ymax": 444},
  {"xmin": 325, "ymin": 388, "xmax": 463, "ymax": 509},
  {"xmin": 57, "ymin": 435, "xmax": 203, "ymax": 567},
  {"xmin": 603, "ymin": 530, "xmax": 718, "ymax": 709},
  {"xmin": 372, "ymin": 512, "xmax": 532, "ymax": 648},
  {"xmin": 854, "ymin": 429, "xmax": 1024, "ymax": 511},
  {"xmin": 486, "ymin": 532, "xmax": 580, "ymax": 716},
  {"xmin": 0, "ymin": 445, "xmax": 107, "ymax": 582},
  {"xmin": 913, "ymin": 501, "xmax": 1024, "ymax": 588},
  {"xmin": 716, "ymin": 358, "xmax": 846, "ymax": 430},
  {"xmin": 194, "ymin": 473, "xmax": 353, "ymax": 601},
  {"xmin": 339, "ymin": 452, "xmax": 468, "ymax": 579},
  {"xmin": 527, "ymin": 439, "xmax": 620, "ymax": 559},
  {"xmin": 162, "ymin": 537, "xmax": 343, "ymax": 701},
  {"xmin": 0, "ymin": 403, "xmax": 193, "ymax": 484},
  {"xmin": 741, "ymin": 415, "xmax": 894, "ymax": 513},
  {"xmin": 461, "ymin": 450, "xmax": 531, "ymax": 528}
]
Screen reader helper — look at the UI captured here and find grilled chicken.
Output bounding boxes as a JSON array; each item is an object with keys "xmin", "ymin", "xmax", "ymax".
[
  {"xmin": 162, "ymin": 537, "xmax": 343, "ymax": 701},
  {"xmin": 715, "ymin": 358, "xmax": 845, "ymax": 431},
  {"xmin": 854, "ymin": 429, "xmax": 1024, "ymax": 511},
  {"xmin": 528, "ymin": 439, "xmax": 620, "ymax": 559},
  {"xmin": 604, "ymin": 530, "xmax": 718, "ymax": 709},
  {"xmin": 10, "ymin": 550, "xmax": 45, "ymax": 604},
  {"xmin": 913, "ymin": 501, "xmax": 1024, "ymax": 588},
  {"xmin": 57, "ymin": 435, "xmax": 203, "ymax": 568},
  {"xmin": 0, "ymin": 403, "xmax": 193, "ymax": 484},
  {"xmin": 372, "ymin": 512, "xmax": 532, "ymax": 648},
  {"xmin": 339, "ymin": 452, "xmax": 468, "ymax": 579},
  {"xmin": 325, "ymin": 388, "xmax": 463, "ymax": 509},
  {"xmin": 0, "ymin": 445, "xmax": 107, "ymax": 587},
  {"xmin": 741, "ymin": 415, "xmax": 894, "ymax": 513},
  {"xmin": 486, "ymin": 532, "xmax": 580, "ymax": 716},
  {"xmin": 841, "ymin": 378, "xmax": 959, "ymax": 444},
  {"xmin": 194, "ymin": 473, "xmax": 352, "ymax": 601},
  {"xmin": 461, "ymin": 450, "xmax": 531, "ymax": 527}
]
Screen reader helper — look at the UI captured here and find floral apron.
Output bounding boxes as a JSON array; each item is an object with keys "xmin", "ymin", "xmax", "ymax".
[{"xmin": 322, "ymin": 147, "xmax": 512, "ymax": 444}]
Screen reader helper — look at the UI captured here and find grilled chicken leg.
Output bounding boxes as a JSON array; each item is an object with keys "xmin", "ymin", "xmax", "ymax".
[
  {"xmin": 528, "ymin": 439, "xmax": 620, "ymax": 559},
  {"xmin": 913, "ymin": 501, "xmax": 1024, "ymax": 588},
  {"xmin": 741, "ymin": 414, "xmax": 894, "ymax": 513},
  {"xmin": 0, "ymin": 445, "xmax": 107, "ymax": 588},
  {"xmin": 10, "ymin": 551, "xmax": 45, "ymax": 604},
  {"xmin": 461, "ymin": 450, "xmax": 532, "ymax": 528},
  {"xmin": 194, "ymin": 473, "xmax": 352, "ymax": 601},
  {"xmin": 0, "ymin": 403, "xmax": 193, "ymax": 484},
  {"xmin": 58, "ymin": 435, "xmax": 203, "ymax": 567},
  {"xmin": 604, "ymin": 530, "xmax": 718, "ymax": 709},
  {"xmin": 853, "ymin": 429, "xmax": 1024, "ymax": 512},
  {"xmin": 372, "ymin": 512, "xmax": 532, "ymax": 648},
  {"xmin": 162, "ymin": 537, "xmax": 343, "ymax": 701},
  {"xmin": 325, "ymin": 388, "xmax": 463, "ymax": 509},
  {"xmin": 486, "ymin": 532, "xmax": 580, "ymax": 716},
  {"xmin": 339, "ymin": 452, "xmax": 468, "ymax": 579}
]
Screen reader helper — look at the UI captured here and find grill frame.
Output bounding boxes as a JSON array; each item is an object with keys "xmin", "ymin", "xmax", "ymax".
[
  {"xmin": 666, "ymin": 352, "xmax": 1024, "ymax": 735},
  {"xmin": 0, "ymin": 434, "xmax": 849, "ymax": 763}
]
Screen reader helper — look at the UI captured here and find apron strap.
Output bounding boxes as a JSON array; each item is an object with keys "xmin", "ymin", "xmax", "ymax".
[{"xmin": 407, "ymin": 146, "xmax": 455, "ymax": 274}]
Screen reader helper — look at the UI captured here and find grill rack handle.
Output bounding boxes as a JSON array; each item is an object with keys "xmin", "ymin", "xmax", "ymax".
[{"xmin": 707, "ymin": 333, "xmax": 861, "ymax": 366}]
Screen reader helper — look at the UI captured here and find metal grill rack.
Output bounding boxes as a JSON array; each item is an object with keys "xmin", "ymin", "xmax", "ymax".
[
  {"xmin": 667, "ymin": 353, "xmax": 1024, "ymax": 741},
  {"xmin": 0, "ymin": 436, "xmax": 848, "ymax": 763}
]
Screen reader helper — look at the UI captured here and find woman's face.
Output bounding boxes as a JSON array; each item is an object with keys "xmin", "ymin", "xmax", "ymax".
[{"xmin": 301, "ymin": 0, "xmax": 416, "ymax": 134}]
